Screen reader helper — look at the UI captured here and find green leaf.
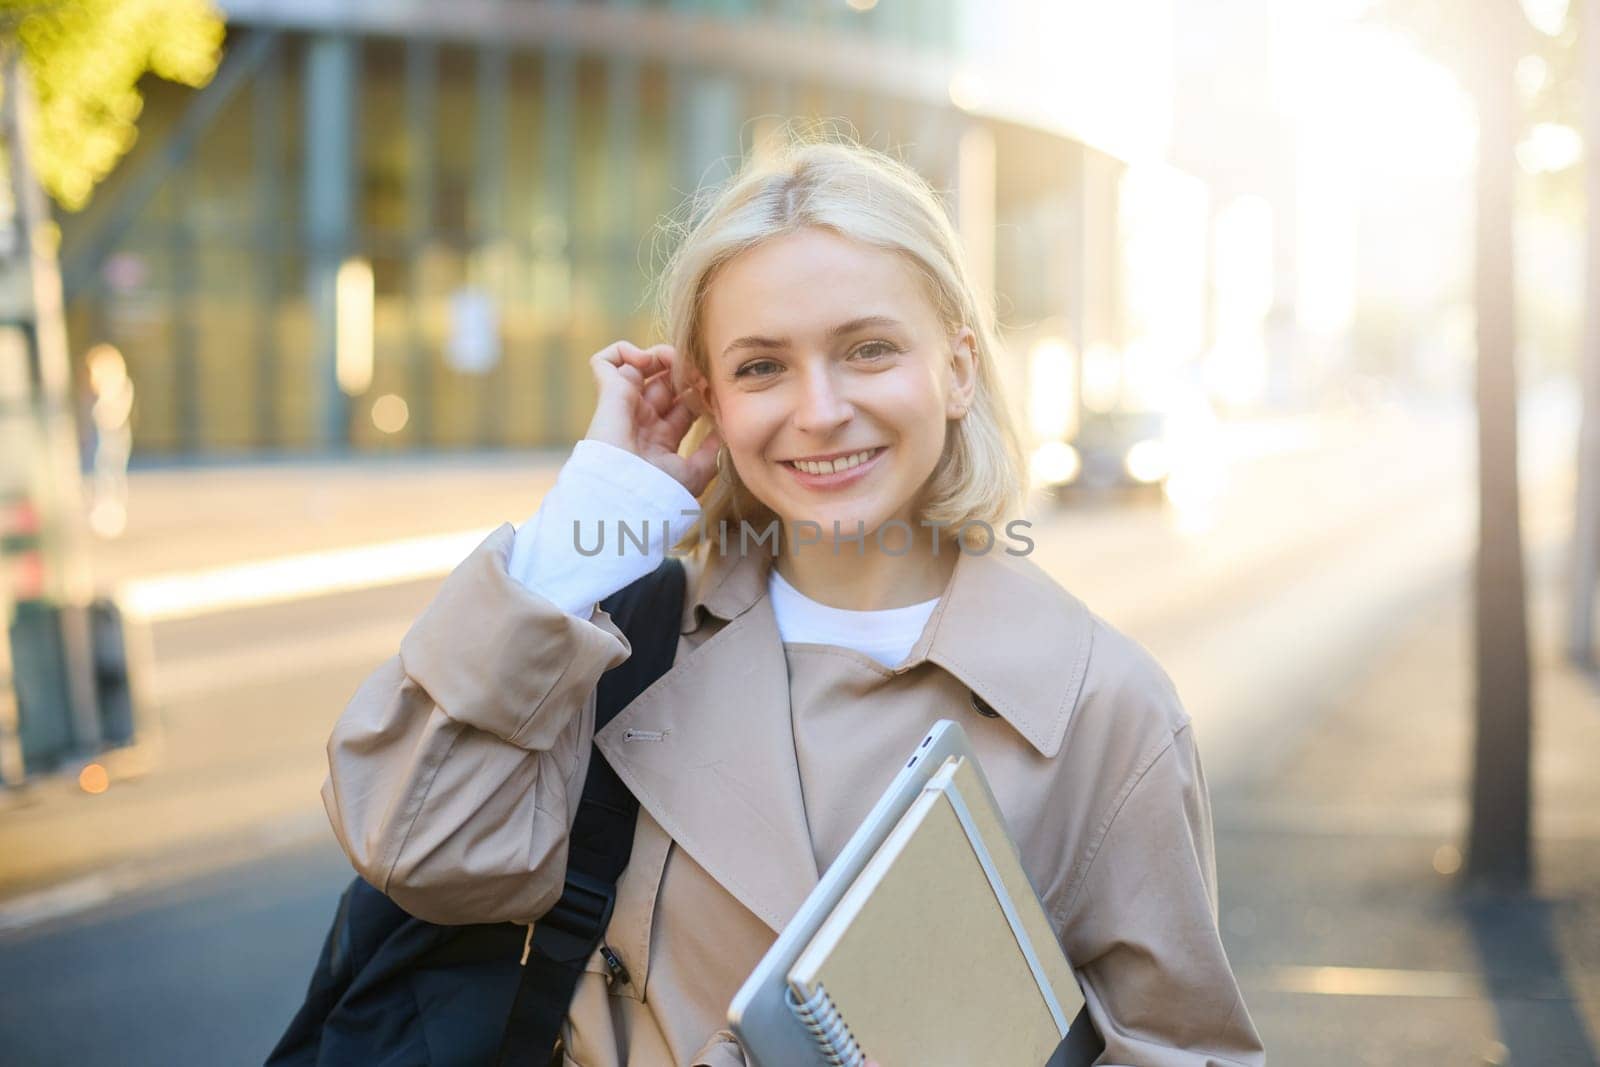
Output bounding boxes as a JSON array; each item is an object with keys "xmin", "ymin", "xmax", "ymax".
[{"xmin": 2, "ymin": 0, "xmax": 224, "ymax": 210}]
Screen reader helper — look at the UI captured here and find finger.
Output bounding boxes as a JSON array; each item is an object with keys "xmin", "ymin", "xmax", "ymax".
[
  {"xmin": 640, "ymin": 370, "xmax": 677, "ymax": 420},
  {"xmin": 588, "ymin": 349, "xmax": 647, "ymax": 434},
  {"xmin": 590, "ymin": 345, "xmax": 634, "ymax": 389},
  {"xmin": 592, "ymin": 340, "xmax": 635, "ymax": 369},
  {"xmin": 682, "ymin": 429, "xmax": 722, "ymax": 493},
  {"xmin": 583, "ymin": 372, "xmax": 638, "ymax": 449},
  {"xmin": 641, "ymin": 388, "xmax": 700, "ymax": 452},
  {"xmin": 593, "ymin": 341, "xmax": 666, "ymax": 384},
  {"xmin": 616, "ymin": 342, "xmax": 670, "ymax": 379},
  {"xmin": 640, "ymin": 396, "xmax": 687, "ymax": 453},
  {"xmin": 659, "ymin": 390, "xmax": 698, "ymax": 439},
  {"xmin": 644, "ymin": 343, "xmax": 679, "ymax": 385},
  {"xmin": 640, "ymin": 398, "xmax": 704, "ymax": 457},
  {"xmin": 615, "ymin": 362, "xmax": 645, "ymax": 389}
]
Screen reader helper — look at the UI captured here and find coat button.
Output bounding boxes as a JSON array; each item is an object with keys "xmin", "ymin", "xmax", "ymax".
[{"xmin": 970, "ymin": 693, "xmax": 1000, "ymax": 718}]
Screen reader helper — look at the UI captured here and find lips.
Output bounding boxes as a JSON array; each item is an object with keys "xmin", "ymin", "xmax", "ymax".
[
  {"xmin": 779, "ymin": 446, "xmax": 889, "ymax": 492},
  {"xmin": 781, "ymin": 447, "xmax": 885, "ymax": 476}
]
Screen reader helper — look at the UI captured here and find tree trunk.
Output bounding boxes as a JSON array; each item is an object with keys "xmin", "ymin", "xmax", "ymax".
[
  {"xmin": 1464, "ymin": 0, "xmax": 1533, "ymax": 891},
  {"xmin": 1569, "ymin": 0, "xmax": 1600, "ymax": 666}
]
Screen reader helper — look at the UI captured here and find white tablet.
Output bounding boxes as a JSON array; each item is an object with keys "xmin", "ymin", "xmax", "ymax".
[{"xmin": 727, "ymin": 718, "xmax": 995, "ymax": 1067}]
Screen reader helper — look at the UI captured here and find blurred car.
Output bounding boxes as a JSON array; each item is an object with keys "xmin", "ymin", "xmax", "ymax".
[{"xmin": 1032, "ymin": 409, "xmax": 1170, "ymax": 499}]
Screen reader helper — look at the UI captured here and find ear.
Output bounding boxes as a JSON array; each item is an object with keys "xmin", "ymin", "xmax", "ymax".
[
  {"xmin": 946, "ymin": 327, "xmax": 978, "ymax": 419},
  {"xmin": 681, "ymin": 363, "xmax": 718, "ymax": 421}
]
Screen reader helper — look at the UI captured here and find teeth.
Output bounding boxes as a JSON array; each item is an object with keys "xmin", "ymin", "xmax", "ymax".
[{"xmin": 791, "ymin": 449, "xmax": 878, "ymax": 475}]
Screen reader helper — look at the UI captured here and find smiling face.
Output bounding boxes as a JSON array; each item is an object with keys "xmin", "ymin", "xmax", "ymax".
[{"xmin": 696, "ymin": 227, "xmax": 976, "ymax": 546}]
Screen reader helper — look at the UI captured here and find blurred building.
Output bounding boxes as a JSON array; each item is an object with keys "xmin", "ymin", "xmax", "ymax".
[{"xmin": 58, "ymin": 0, "xmax": 1190, "ymax": 459}]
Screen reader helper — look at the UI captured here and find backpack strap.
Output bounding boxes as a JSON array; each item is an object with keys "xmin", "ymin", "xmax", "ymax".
[
  {"xmin": 496, "ymin": 556, "xmax": 687, "ymax": 1066},
  {"xmin": 1046, "ymin": 1005, "xmax": 1104, "ymax": 1066}
]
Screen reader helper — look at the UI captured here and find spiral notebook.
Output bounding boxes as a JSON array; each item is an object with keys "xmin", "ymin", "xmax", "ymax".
[{"xmin": 780, "ymin": 754, "xmax": 1082, "ymax": 1066}]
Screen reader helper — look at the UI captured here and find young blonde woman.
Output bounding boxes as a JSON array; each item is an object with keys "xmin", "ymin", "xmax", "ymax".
[{"xmin": 322, "ymin": 137, "xmax": 1265, "ymax": 1066}]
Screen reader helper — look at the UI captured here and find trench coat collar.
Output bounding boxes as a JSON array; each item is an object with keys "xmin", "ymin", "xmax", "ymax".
[
  {"xmin": 595, "ymin": 563, "xmax": 817, "ymax": 933},
  {"xmin": 682, "ymin": 539, "xmax": 1094, "ymax": 759},
  {"xmin": 593, "ymin": 537, "xmax": 1094, "ymax": 934}
]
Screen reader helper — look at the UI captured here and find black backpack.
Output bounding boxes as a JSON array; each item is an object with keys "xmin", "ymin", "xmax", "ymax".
[{"xmin": 267, "ymin": 557, "xmax": 686, "ymax": 1067}]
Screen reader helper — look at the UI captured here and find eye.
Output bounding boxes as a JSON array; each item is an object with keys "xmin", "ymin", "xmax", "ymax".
[
  {"xmin": 851, "ymin": 340, "xmax": 901, "ymax": 361},
  {"xmin": 734, "ymin": 358, "xmax": 782, "ymax": 379}
]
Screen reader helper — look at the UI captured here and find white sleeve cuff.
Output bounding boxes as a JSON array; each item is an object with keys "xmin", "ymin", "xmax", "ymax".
[{"xmin": 508, "ymin": 440, "xmax": 702, "ymax": 616}]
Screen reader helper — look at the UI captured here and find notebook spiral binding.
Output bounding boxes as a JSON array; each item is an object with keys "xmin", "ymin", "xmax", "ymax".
[{"xmin": 785, "ymin": 983, "xmax": 866, "ymax": 1067}]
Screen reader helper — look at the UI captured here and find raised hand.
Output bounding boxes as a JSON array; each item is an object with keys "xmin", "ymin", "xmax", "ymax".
[{"xmin": 583, "ymin": 340, "xmax": 722, "ymax": 497}]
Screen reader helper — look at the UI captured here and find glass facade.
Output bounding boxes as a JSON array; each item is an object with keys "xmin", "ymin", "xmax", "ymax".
[{"xmin": 59, "ymin": 1, "xmax": 1116, "ymax": 458}]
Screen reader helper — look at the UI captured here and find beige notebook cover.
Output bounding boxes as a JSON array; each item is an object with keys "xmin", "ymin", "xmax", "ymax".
[{"xmin": 785, "ymin": 756, "xmax": 1083, "ymax": 1065}]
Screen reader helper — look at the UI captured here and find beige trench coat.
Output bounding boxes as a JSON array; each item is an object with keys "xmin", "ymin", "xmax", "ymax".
[{"xmin": 322, "ymin": 523, "xmax": 1265, "ymax": 1066}]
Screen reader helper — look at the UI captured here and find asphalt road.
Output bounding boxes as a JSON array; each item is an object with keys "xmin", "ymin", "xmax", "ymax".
[
  {"xmin": 0, "ymin": 834, "xmax": 352, "ymax": 1066},
  {"xmin": 0, "ymin": 398, "xmax": 1578, "ymax": 1065}
]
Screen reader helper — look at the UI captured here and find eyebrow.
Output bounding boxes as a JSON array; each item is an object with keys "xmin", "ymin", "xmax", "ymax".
[{"xmin": 719, "ymin": 315, "xmax": 907, "ymax": 361}]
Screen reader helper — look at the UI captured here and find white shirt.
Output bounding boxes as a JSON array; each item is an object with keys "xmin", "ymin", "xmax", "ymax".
[
  {"xmin": 765, "ymin": 567, "xmax": 938, "ymax": 668},
  {"xmin": 509, "ymin": 440, "xmax": 939, "ymax": 667}
]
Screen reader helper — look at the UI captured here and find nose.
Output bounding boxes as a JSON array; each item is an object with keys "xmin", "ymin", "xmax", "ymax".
[{"xmin": 791, "ymin": 361, "xmax": 852, "ymax": 436}]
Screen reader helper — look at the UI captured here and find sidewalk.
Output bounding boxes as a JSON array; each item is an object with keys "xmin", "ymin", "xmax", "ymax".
[
  {"xmin": 1214, "ymin": 550, "xmax": 1600, "ymax": 1064},
  {"xmin": 92, "ymin": 450, "xmax": 568, "ymax": 589}
]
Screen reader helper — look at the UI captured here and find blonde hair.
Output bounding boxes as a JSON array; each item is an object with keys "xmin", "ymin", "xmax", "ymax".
[{"xmin": 651, "ymin": 127, "xmax": 1026, "ymax": 554}]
